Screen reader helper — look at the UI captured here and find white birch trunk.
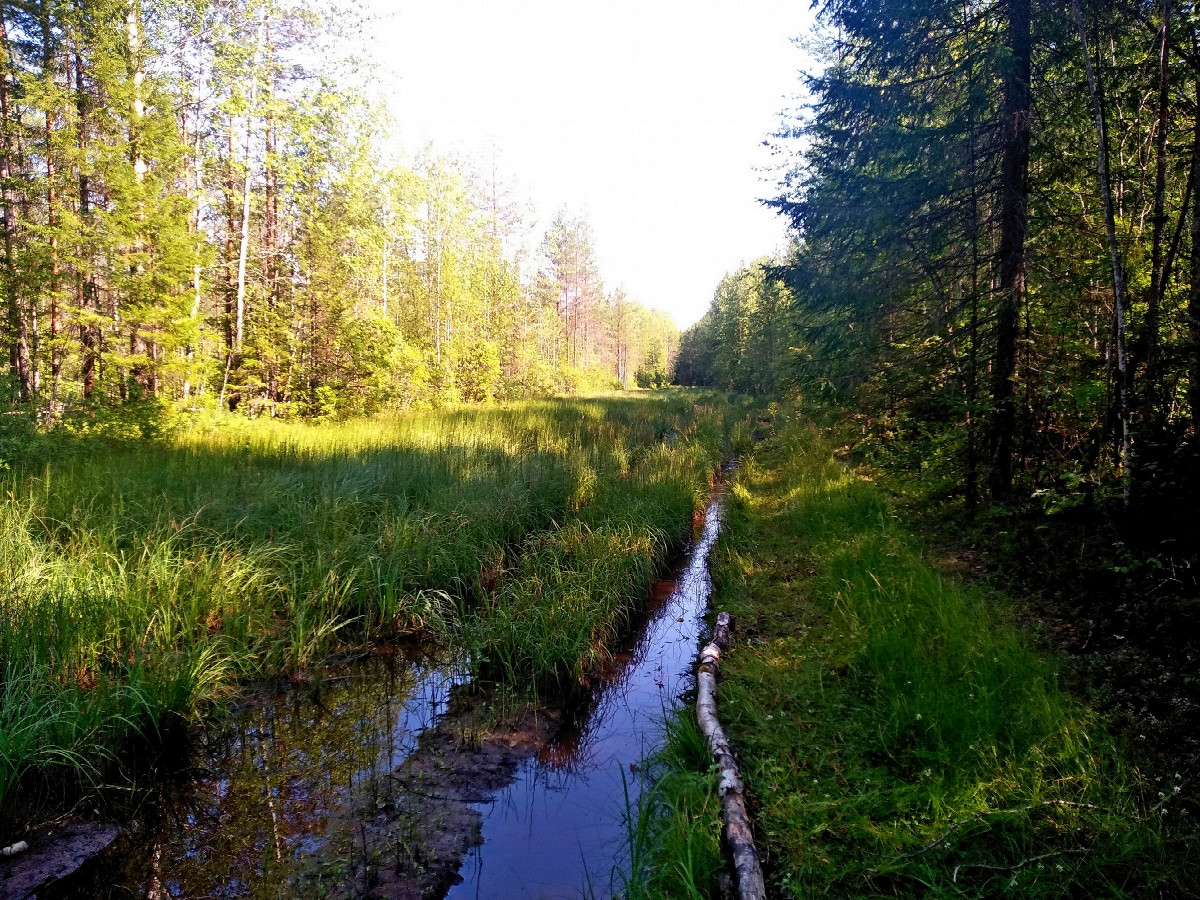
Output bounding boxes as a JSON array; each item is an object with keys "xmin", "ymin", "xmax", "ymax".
[{"xmin": 696, "ymin": 612, "xmax": 767, "ymax": 900}]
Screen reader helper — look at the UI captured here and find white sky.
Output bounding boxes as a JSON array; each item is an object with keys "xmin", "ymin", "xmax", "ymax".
[{"xmin": 359, "ymin": 1, "xmax": 816, "ymax": 329}]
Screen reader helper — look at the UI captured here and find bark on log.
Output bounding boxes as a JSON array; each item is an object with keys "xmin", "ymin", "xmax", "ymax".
[{"xmin": 696, "ymin": 612, "xmax": 767, "ymax": 900}]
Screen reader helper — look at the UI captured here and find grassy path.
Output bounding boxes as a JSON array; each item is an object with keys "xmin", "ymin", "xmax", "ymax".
[{"xmin": 642, "ymin": 413, "xmax": 1197, "ymax": 898}]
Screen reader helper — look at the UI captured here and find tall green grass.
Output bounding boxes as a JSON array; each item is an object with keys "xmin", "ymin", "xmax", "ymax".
[
  {"xmin": 464, "ymin": 438, "xmax": 721, "ymax": 693},
  {"xmin": 639, "ymin": 416, "xmax": 1193, "ymax": 898},
  {"xmin": 0, "ymin": 393, "xmax": 757, "ymax": 833},
  {"xmin": 627, "ymin": 712, "xmax": 724, "ymax": 900}
]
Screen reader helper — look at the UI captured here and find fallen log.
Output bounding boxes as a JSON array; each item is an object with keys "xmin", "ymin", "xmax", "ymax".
[{"xmin": 696, "ymin": 611, "xmax": 767, "ymax": 900}]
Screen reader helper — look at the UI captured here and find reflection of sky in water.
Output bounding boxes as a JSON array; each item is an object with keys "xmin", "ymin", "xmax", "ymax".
[
  {"xmin": 391, "ymin": 667, "xmax": 462, "ymax": 762},
  {"xmin": 449, "ymin": 497, "xmax": 724, "ymax": 900}
]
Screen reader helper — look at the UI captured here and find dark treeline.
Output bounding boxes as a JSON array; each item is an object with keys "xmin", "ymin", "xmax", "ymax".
[
  {"xmin": 682, "ymin": 0, "xmax": 1200, "ymax": 525},
  {"xmin": 676, "ymin": 0, "xmax": 1200, "ymax": 768},
  {"xmin": 0, "ymin": 0, "xmax": 676, "ymax": 423}
]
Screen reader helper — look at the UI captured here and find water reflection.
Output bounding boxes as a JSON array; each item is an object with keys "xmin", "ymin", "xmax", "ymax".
[
  {"xmin": 44, "ymin": 658, "xmax": 464, "ymax": 899},
  {"xmin": 447, "ymin": 495, "xmax": 723, "ymax": 900},
  {"xmin": 39, "ymin": 492, "xmax": 723, "ymax": 900}
]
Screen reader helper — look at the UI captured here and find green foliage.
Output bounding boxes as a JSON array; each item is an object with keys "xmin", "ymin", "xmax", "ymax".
[
  {"xmin": 465, "ymin": 524, "xmax": 663, "ymax": 692},
  {"xmin": 0, "ymin": 1, "xmax": 679, "ymax": 423},
  {"xmin": 627, "ymin": 712, "xmax": 724, "ymax": 900},
  {"xmin": 674, "ymin": 259, "xmax": 793, "ymax": 395},
  {"xmin": 747, "ymin": 0, "xmax": 1200, "ymax": 519},
  {"xmin": 634, "ymin": 341, "xmax": 670, "ymax": 388},
  {"xmin": 640, "ymin": 417, "xmax": 1194, "ymax": 898},
  {"xmin": 456, "ymin": 339, "xmax": 502, "ymax": 403}
]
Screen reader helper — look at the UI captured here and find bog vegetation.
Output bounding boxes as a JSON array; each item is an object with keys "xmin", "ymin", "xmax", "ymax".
[
  {"xmin": 679, "ymin": 0, "xmax": 1200, "ymax": 543},
  {"xmin": 677, "ymin": 0, "xmax": 1200, "ymax": 802},
  {"xmin": 0, "ymin": 0, "xmax": 696, "ymax": 836},
  {"xmin": 654, "ymin": 1, "xmax": 1200, "ymax": 894},
  {"xmin": 0, "ymin": 393, "xmax": 747, "ymax": 836},
  {"xmin": 6, "ymin": 0, "xmax": 1200, "ymax": 893}
]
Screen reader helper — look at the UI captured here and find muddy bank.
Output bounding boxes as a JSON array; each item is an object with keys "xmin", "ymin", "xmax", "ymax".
[
  {"xmin": 327, "ymin": 491, "xmax": 725, "ymax": 900},
  {"xmin": 336, "ymin": 701, "xmax": 563, "ymax": 900},
  {"xmin": 1, "ymin": 825, "xmax": 121, "ymax": 900},
  {"xmin": 444, "ymin": 495, "xmax": 724, "ymax": 900},
  {"xmin": 10, "ymin": 658, "xmax": 463, "ymax": 900}
]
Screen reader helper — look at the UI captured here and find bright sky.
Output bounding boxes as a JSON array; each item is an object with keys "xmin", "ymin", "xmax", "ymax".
[{"xmin": 361, "ymin": 1, "xmax": 816, "ymax": 329}]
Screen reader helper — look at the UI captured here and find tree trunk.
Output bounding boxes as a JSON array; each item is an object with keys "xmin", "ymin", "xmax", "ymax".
[
  {"xmin": 183, "ymin": 55, "xmax": 203, "ymax": 401},
  {"xmin": 224, "ymin": 13, "xmax": 265, "ymax": 411},
  {"xmin": 0, "ymin": 12, "xmax": 32, "ymax": 403},
  {"xmin": 224, "ymin": 114, "xmax": 236, "ymax": 353},
  {"xmin": 987, "ymin": 0, "xmax": 1032, "ymax": 501},
  {"xmin": 695, "ymin": 613, "xmax": 767, "ymax": 900},
  {"xmin": 74, "ymin": 35, "xmax": 99, "ymax": 399},
  {"xmin": 127, "ymin": 1, "xmax": 152, "ymax": 395},
  {"xmin": 263, "ymin": 17, "xmax": 280, "ymax": 402},
  {"xmin": 1073, "ymin": 0, "xmax": 1133, "ymax": 504},
  {"xmin": 1188, "ymin": 75, "xmax": 1200, "ymax": 443},
  {"xmin": 1142, "ymin": 0, "xmax": 1171, "ymax": 436},
  {"xmin": 235, "ymin": 125, "xmax": 253, "ymax": 352},
  {"xmin": 42, "ymin": 0, "xmax": 62, "ymax": 407}
]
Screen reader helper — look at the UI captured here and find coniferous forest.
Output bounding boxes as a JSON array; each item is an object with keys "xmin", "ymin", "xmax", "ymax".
[
  {"xmin": 684, "ymin": 0, "xmax": 1200, "ymax": 516},
  {"xmin": 0, "ymin": 0, "xmax": 676, "ymax": 423},
  {"xmin": 678, "ymin": 0, "xmax": 1200, "ymax": 734}
]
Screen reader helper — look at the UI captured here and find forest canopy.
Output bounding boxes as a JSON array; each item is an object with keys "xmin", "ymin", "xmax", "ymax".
[
  {"xmin": 0, "ymin": 0, "xmax": 678, "ymax": 424},
  {"xmin": 680, "ymin": 0, "xmax": 1200, "ymax": 525}
]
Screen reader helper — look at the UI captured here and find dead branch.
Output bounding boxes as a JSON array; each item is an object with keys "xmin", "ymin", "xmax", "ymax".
[
  {"xmin": 900, "ymin": 799, "xmax": 1107, "ymax": 858},
  {"xmin": 953, "ymin": 849, "xmax": 1087, "ymax": 883}
]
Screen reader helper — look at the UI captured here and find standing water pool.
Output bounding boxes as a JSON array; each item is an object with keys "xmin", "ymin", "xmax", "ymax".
[{"xmin": 449, "ymin": 492, "xmax": 724, "ymax": 899}]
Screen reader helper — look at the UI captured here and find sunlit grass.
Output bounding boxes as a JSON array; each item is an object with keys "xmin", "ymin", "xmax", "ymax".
[
  {"xmin": 639, "ymin": 414, "xmax": 1195, "ymax": 898},
  {"xmin": 0, "ymin": 392, "xmax": 762, "ymax": 831},
  {"xmin": 628, "ymin": 712, "xmax": 724, "ymax": 900}
]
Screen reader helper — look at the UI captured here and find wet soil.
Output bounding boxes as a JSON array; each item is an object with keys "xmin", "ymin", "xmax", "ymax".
[
  {"xmin": 9, "ymin": 660, "xmax": 465, "ymax": 900},
  {"xmin": 0, "ymin": 825, "xmax": 121, "ymax": 900},
  {"xmin": 339, "ymin": 702, "xmax": 563, "ymax": 900},
  {"xmin": 341, "ymin": 494, "xmax": 725, "ymax": 900}
]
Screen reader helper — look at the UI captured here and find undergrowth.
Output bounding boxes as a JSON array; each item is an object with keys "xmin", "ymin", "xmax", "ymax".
[{"xmin": 639, "ymin": 412, "xmax": 1198, "ymax": 898}]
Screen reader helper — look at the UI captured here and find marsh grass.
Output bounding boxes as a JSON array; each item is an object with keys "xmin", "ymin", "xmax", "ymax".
[
  {"xmin": 639, "ymin": 414, "xmax": 1196, "ymax": 898},
  {"xmin": 629, "ymin": 712, "xmax": 724, "ymax": 900},
  {"xmin": 0, "ymin": 392, "xmax": 757, "ymax": 834},
  {"xmin": 463, "ymin": 438, "xmax": 720, "ymax": 694}
]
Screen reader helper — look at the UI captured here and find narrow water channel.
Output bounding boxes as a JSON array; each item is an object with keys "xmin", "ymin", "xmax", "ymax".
[
  {"xmin": 24, "ymin": 492, "xmax": 724, "ymax": 900},
  {"xmin": 448, "ymin": 496, "xmax": 723, "ymax": 899}
]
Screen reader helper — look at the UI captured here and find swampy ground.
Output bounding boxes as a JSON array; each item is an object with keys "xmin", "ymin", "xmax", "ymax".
[
  {"xmin": 640, "ymin": 409, "xmax": 1200, "ymax": 899},
  {"xmin": 9, "ymin": 392, "xmax": 1198, "ymax": 900},
  {"xmin": 0, "ymin": 390, "xmax": 765, "ymax": 894}
]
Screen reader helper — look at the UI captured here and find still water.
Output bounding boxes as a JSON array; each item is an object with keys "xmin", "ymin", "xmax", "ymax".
[
  {"xmin": 449, "ymin": 498, "xmax": 722, "ymax": 899},
  {"xmin": 31, "ymin": 494, "xmax": 723, "ymax": 900}
]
